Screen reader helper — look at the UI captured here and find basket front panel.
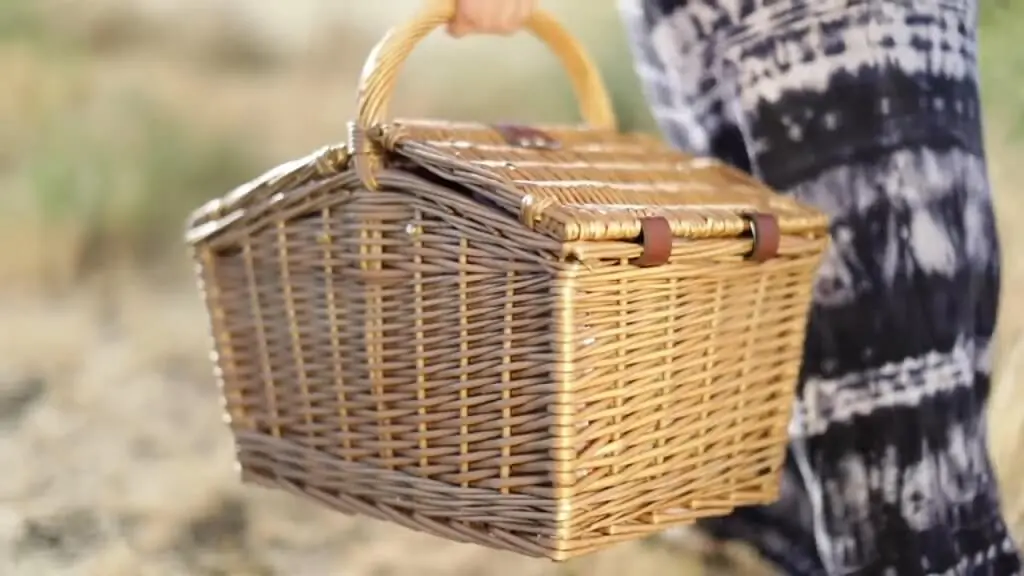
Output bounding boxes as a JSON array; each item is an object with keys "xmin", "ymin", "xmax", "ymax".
[
  {"xmin": 561, "ymin": 246, "xmax": 820, "ymax": 538},
  {"xmin": 318, "ymin": 191, "xmax": 564, "ymax": 494},
  {"xmin": 201, "ymin": 181, "xmax": 590, "ymax": 553},
  {"xmin": 199, "ymin": 210, "xmax": 347, "ymax": 445}
]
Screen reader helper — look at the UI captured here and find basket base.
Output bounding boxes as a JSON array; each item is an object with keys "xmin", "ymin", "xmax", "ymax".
[{"xmin": 233, "ymin": 431, "xmax": 756, "ymax": 561}]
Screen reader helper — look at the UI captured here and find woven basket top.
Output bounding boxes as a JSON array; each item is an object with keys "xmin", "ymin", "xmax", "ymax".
[
  {"xmin": 185, "ymin": 119, "xmax": 829, "ymax": 248},
  {"xmin": 367, "ymin": 119, "xmax": 828, "ymax": 243}
]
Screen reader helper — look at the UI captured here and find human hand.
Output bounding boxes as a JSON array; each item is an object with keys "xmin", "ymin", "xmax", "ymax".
[{"xmin": 447, "ymin": 0, "xmax": 537, "ymax": 37}]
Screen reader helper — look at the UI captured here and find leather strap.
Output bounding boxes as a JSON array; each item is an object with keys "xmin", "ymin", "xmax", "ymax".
[
  {"xmin": 634, "ymin": 217, "xmax": 673, "ymax": 267},
  {"xmin": 745, "ymin": 212, "xmax": 781, "ymax": 263}
]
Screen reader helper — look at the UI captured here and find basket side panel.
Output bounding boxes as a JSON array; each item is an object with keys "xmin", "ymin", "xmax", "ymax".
[
  {"xmin": 562, "ymin": 237, "xmax": 826, "ymax": 542},
  {"xmin": 213, "ymin": 184, "xmax": 575, "ymax": 556}
]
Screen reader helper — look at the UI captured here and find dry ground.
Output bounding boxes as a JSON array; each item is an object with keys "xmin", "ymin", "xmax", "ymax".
[{"xmin": 0, "ymin": 1, "xmax": 1021, "ymax": 575}]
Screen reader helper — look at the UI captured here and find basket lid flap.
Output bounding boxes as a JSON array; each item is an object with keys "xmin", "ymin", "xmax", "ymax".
[{"xmin": 372, "ymin": 119, "xmax": 829, "ymax": 243}]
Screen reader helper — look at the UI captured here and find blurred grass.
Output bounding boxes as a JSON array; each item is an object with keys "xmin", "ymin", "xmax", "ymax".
[
  {"xmin": 26, "ymin": 97, "xmax": 260, "ymax": 265},
  {"xmin": 0, "ymin": 82, "xmax": 263, "ymax": 283},
  {"xmin": 0, "ymin": 0, "xmax": 40, "ymax": 43},
  {"xmin": 979, "ymin": 1, "xmax": 1024, "ymax": 139}
]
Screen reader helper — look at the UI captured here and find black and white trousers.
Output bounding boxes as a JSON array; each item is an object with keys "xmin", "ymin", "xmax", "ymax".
[{"xmin": 619, "ymin": 1, "xmax": 1022, "ymax": 574}]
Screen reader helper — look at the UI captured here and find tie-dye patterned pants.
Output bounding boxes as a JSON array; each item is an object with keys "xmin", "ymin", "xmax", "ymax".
[{"xmin": 619, "ymin": 1, "xmax": 1021, "ymax": 574}]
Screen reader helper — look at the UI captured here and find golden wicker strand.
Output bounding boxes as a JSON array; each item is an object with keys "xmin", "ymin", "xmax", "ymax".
[
  {"xmin": 362, "ymin": 219, "xmax": 390, "ymax": 467},
  {"xmin": 656, "ymin": 276, "xmax": 678, "ymax": 468},
  {"xmin": 242, "ymin": 240, "xmax": 281, "ymax": 439},
  {"xmin": 500, "ymin": 268, "xmax": 514, "ymax": 494},
  {"xmin": 278, "ymin": 221, "xmax": 315, "ymax": 447},
  {"xmin": 198, "ymin": 252, "xmax": 248, "ymax": 429},
  {"xmin": 611, "ymin": 258, "xmax": 627, "ymax": 478},
  {"xmin": 413, "ymin": 210, "xmax": 429, "ymax": 470},
  {"xmin": 736, "ymin": 271, "xmax": 770, "ymax": 498},
  {"xmin": 458, "ymin": 237, "xmax": 471, "ymax": 487},
  {"xmin": 693, "ymin": 278, "xmax": 724, "ymax": 509},
  {"xmin": 552, "ymin": 268, "xmax": 578, "ymax": 552},
  {"xmin": 321, "ymin": 207, "xmax": 353, "ymax": 460}
]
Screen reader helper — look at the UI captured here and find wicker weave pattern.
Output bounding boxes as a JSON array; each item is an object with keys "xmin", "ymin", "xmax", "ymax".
[
  {"xmin": 375, "ymin": 122, "xmax": 826, "ymax": 244},
  {"xmin": 188, "ymin": 2, "xmax": 830, "ymax": 562},
  {"xmin": 192, "ymin": 133, "xmax": 827, "ymax": 559}
]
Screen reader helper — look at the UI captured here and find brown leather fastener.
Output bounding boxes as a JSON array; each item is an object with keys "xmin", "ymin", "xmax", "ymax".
[
  {"xmin": 492, "ymin": 123, "xmax": 562, "ymax": 150},
  {"xmin": 633, "ymin": 217, "xmax": 673, "ymax": 267},
  {"xmin": 744, "ymin": 212, "xmax": 781, "ymax": 262}
]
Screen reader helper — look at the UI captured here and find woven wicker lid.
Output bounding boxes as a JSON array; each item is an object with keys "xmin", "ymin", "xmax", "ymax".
[{"xmin": 364, "ymin": 118, "xmax": 828, "ymax": 244}]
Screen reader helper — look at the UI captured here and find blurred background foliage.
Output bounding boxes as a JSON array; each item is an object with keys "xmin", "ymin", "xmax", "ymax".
[{"xmin": 0, "ymin": 0, "xmax": 1022, "ymax": 574}]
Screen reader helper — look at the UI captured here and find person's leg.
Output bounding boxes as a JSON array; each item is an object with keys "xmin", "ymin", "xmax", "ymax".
[{"xmin": 619, "ymin": 0, "xmax": 1022, "ymax": 574}]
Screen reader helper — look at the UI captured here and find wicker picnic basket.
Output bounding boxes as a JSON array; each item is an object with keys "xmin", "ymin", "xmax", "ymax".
[{"xmin": 185, "ymin": 1, "xmax": 830, "ymax": 562}]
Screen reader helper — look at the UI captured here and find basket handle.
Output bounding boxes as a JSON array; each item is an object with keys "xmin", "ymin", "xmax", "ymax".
[{"xmin": 352, "ymin": 0, "xmax": 617, "ymax": 189}]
